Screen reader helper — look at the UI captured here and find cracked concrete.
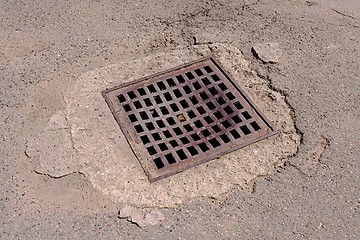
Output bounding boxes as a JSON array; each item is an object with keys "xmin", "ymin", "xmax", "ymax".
[
  {"xmin": 25, "ymin": 110, "xmax": 80, "ymax": 178},
  {"xmin": 24, "ymin": 43, "xmax": 301, "ymax": 208}
]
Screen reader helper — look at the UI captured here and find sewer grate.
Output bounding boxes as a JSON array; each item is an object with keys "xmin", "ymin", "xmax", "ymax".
[{"xmin": 102, "ymin": 56, "xmax": 277, "ymax": 182}]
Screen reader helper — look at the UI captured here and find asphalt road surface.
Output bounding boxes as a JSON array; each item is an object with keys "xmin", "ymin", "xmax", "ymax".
[{"xmin": 1, "ymin": 0, "xmax": 359, "ymax": 239}]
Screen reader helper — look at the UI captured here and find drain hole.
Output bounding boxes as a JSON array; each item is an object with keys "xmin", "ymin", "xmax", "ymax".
[
  {"xmin": 211, "ymin": 74, "xmax": 220, "ymax": 82},
  {"xmin": 209, "ymin": 87, "xmax": 218, "ymax": 96},
  {"xmin": 163, "ymin": 130, "xmax": 172, "ymax": 138},
  {"xmin": 146, "ymin": 122, "xmax": 155, "ymax": 130},
  {"xmin": 169, "ymin": 140, "xmax": 179, "ymax": 147},
  {"xmin": 187, "ymin": 146, "xmax": 199, "ymax": 156},
  {"xmin": 199, "ymin": 91, "xmax": 209, "ymax": 100},
  {"xmin": 183, "ymin": 85, "xmax": 192, "ymax": 94},
  {"xmin": 176, "ymin": 75, "xmax": 185, "ymax": 83},
  {"xmin": 214, "ymin": 111, "xmax": 223, "ymax": 119},
  {"xmin": 198, "ymin": 142, "xmax": 210, "ymax": 152},
  {"xmin": 190, "ymin": 96, "xmax": 199, "ymax": 105},
  {"xmin": 221, "ymin": 120, "xmax": 231, "ymax": 128},
  {"xmin": 202, "ymin": 77, "xmax": 211, "ymax": 86},
  {"xmin": 144, "ymin": 98, "xmax": 152, "ymax": 106},
  {"xmin": 194, "ymin": 69, "xmax": 204, "ymax": 76},
  {"xmin": 212, "ymin": 125, "xmax": 222, "ymax": 133},
  {"xmin": 156, "ymin": 81, "xmax": 167, "ymax": 90},
  {"xmin": 147, "ymin": 146, "xmax": 157, "ymax": 155},
  {"xmin": 127, "ymin": 91, "xmax": 137, "ymax": 99},
  {"xmin": 180, "ymin": 99, "xmax": 189, "ymax": 108},
  {"xmin": 152, "ymin": 133, "xmax": 161, "ymax": 141},
  {"xmin": 209, "ymin": 138, "xmax": 221, "ymax": 148},
  {"xmin": 173, "ymin": 89, "xmax": 182, "ymax": 97},
  {"xmin": 137, "ymin": 88, "xmax": 146, "ymax": 96},
  {"xmin": 151, "ymin": 109, "xmax": 159, "ymax": 117},
  {"xmin": 154, "ymin": 158, "xmax": 164, "ymax": 169},
  {"xmin": 134, "ymin": 124, "xmax": 144, "ymax": 133},
  {"xmin": 193, "ymin": 81, "xmax": 201, "ymax": 90},
  {"xmin": 158, "ymin": 143, "xmax": 168, "ymax": 151},
  {"xmin": 225, "ymin": 92, "xmax": 236, "ymax": 100},
  {"xmin": 173, "ymin": 127, "xmax": 183, "ymax": 135},
  {"xmin": 201, "ymin": 129, "xmax": 211, "ymax": 137},
  {"xmin": 187, "ymin": 110, "xmax": 196, "ymax": 119},
  {"xmin": 204, "ymin": 66, "xmax": 213, "ymax": 73},
  {"xmin": 191, "ymin": 133, "xmax": 201, "ymax": 141},
  {"xmin": 242, "ymin": 111, "xmax": 252, "ymax": 120},
  {"xmin": 232, "ymin": 115, "xmax": 242, "ymax": 124},
  {"xmin": 170, "ymin": 103, "xmax": 180, "ymax": 112},
  {"xmin": 250, "ymin": 121, "xmax": 261, "ymax": 131},
  {"xmin": 118, "ymin": 94, "xmax": 126, "ymax": 103},
  {"xmin": 164, "ymin": 92, "xmax": 173, "ymax": 101},
  {"xmin": 134, "ymin": 101, "xmax": 142, "ymax": 109},
  {"xmin": 196, "ymin": 106, "xmax": 206, "ymax": 115},
  {"xmin": 165, "ymin": 153, "xmax": 176, "ymax": 164},
  {"xmin": 204, "ymin": 116, "xmax": 214, "ymax": 124},
  {"xmin": 166, "ymin": 78, "xmax": 176, "ymax": 87},
  {"xmin": 184, "ymin": 124, "xmax": 193, "ymax": 132},
  {"xmin": 220, "ymin": 134, "xmax": 230, "ymax": 143},
  {"xmin": 234, "ymin": 101, "xmax": 244, "ymax": 109},
  {"xmin": 216, "ymin": 96, "xmax": 226, "ymax": 105},
  {"xmin": 166, "ymin": 117, "xmax": 176, "ymax": 126},
  {"xmin": 154, "ymin": 95, "xmax": 163, "ymax": 104},
  {"xmin": 156, "ymin": 120, "xmax": 166, "ymax": 128},
  {"xmin": 123, "ymin": 104, "xmax": 131, "ymax": 112},
  {"xmin": 177, "ymin": 114, "xmax": 186, "ymax": 122},
  {"xmin": 218, "ymin": 83, "xmax": 228, "ymax": 91},
  {"xmin": 147, "ymin": 84, "xmax": 156, "ymax": 93},
  {"xmin": 128, "ymin": 114, "xmax": 137, "ymax": 122},
  {"xmin": 230, "ymin": 129, "xmax": 241, "ymax": 139},
  {"xmin": 140, "ymin": 111, "xmax": 149, "ymax": 120},
  {"xmin": 176, "ymin": 149, "xmax": 187, "ymax": 160},
  {"xmin": 140, "ymin": 135, "xmax": 150, "ymax": 144},
  {"xmin": 160, "ymin": 106, "xmax": 169, "ymax": 115},
  {"xmin": 194, "ymin": 120, "xmax": 203, "ymax": 128},
  {"xmin": 224, "ymin": 106, "xmax": 234, "ymax": 114},
  {"xmin": 206, "ymin": 102, "xmax": 216, "ymax": 110},
  {"xmin": 185, "ymin": 72, "xmax": 195, "ymax": 80},
  {"xmin": 240, "ymin": 125, "xmax": 251, "ymax": 135},
  {"xmin": 180, "ymin": 137, "xmax": 190, "ymax": 144}
]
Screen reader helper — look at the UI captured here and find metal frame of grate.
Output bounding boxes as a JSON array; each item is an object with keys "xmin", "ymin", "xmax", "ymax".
[{"xmin": 102, "ymin": 56, "xmax": 277, "ymax": 182}]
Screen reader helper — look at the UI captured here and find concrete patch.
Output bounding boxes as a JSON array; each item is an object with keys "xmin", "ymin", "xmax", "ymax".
[
  {"xmin": 119, "ymin": 206, "xmax": 165, "ymax": 227},
  {"xmin": 25, "ymin": 110, "xmax": 79, "ymax": 178},
  {"xmin": 252, "ymin": 42, "xmax": 283, "ymax": 63},
  {"xmin": 25, "ymin": 44, "xmax": 300, "ymax": 208}
]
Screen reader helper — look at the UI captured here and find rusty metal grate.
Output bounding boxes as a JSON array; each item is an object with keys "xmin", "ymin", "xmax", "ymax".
[{"xmin": 102, "ymin": 56, "xmax": 277, "ymax": 182}]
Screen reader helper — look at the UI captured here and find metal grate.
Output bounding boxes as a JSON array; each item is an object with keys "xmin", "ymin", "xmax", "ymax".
[{"xmin": 102, "ymin": 56, "xmax": 277, "ymax": 182}]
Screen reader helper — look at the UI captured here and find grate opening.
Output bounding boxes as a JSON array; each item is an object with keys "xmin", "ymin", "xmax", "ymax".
[
  {"xmin": 176, "ymin": 149, "xmax": 187, "ymax": 160},
  {"xmin": 185, "ymin": 72, "xmax": 195, "ymax": 80},
  {"xmin": 154, "ymin": 158, "xmax": 164, "ymax": 169},
  {"xmin": 103, "ymin": 56, "xmax": 277, "ymax": 182},
  {"xmin": 169, "ymin": 140, "xmax": 179, "ymax": 147},
  {"xmin": 202, "ymin": 77, "xmax": 211, "ymax": 86},
  {"xmin": 187, "ymin": 146, "xmax": 199, "ymax": 156},
  {"xmin": 220, "ymin": 134, "xmax": 231, "ymax": 143},
  {"xmin": 165, "ymin": 153, "xmax": 176, "ymax": 164},
  {"xmin": 198, "ymin": 142, "xmax": 210, "ymax": 152},
  {"xmin": 152, "ymin": 133, "xmax": 161, "ymax": 141},
  {"xmin": 221, "ymin": 120, "xmax": 231, "ymax": 129},
  {"xmin": 250, "ymin": 121, "xmax": 261, "ymax": 131},
  {"xmin": 163, "ymin": 130, "xmax": 172, "ymax": 138}
]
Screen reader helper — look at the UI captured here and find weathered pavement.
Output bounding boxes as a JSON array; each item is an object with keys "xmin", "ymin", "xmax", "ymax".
[{"xmin": 0, "ymin": 0, "xmax": 359, "ymax": 239}]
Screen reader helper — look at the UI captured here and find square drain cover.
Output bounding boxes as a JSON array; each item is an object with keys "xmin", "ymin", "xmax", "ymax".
[{"xmin": 102, "ymin": 56, "xmax": 277, "ymax": 182}]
